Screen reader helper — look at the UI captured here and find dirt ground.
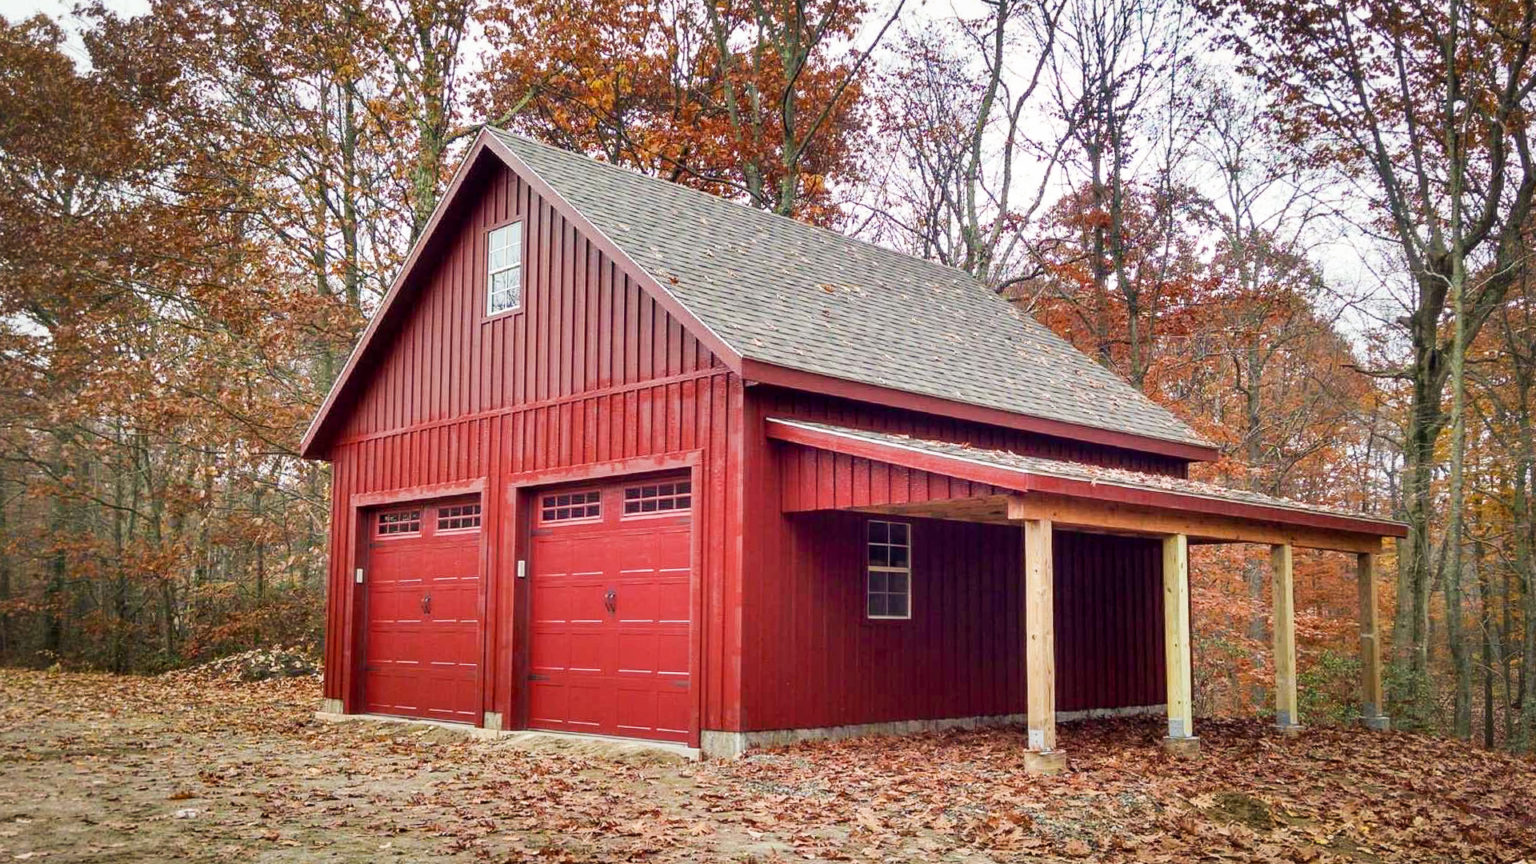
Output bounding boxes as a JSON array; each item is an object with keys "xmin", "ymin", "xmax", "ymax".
[{"xmin": 1, "ymin": 669, "xmax": 1533, "ymax": 863}]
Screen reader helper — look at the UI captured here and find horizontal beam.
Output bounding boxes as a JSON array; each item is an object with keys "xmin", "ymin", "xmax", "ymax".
[
  {"xmin": 844, "ymin": 496, "xmax": 1016, "ymax": 524},
  {"xmin": 1007, "ymin": 493, "xmax": 1384, "ymax": 554}
]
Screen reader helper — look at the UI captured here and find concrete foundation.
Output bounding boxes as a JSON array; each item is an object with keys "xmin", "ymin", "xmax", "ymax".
[
  {"xmin": 1024, "ymin": 749, "xmax": 1068, "ymax": 775},
  {"xmin": 1160, "ymin": 735, "xmax": 1201, "ymax": 758},
  {"xmin": 1360, "ymin": 714, "xmax": 1391, "ymax": 731},
  {"xmin": 700, "ymin": 704, "xmax": 1165, "ymax": 759},
  {"xmin": 313, "ymin": 711, "xmax": 700, "ymax": 760},
  {"xmin": 1274, "ymin": 723, "xmax": 1305, "ymax": 738},
  {"xmin": 317, "ymin": 701, "xmax": 1168, "ymax": 761}
]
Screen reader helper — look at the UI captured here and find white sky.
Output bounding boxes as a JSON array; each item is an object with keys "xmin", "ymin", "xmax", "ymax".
[
  {"xmin": 6, "ymin": 0, "xmax": 1393, "ymax": 339},
  {"xmin": 1, "ymin": 0, "xmax": 149, "ymax": 65}
]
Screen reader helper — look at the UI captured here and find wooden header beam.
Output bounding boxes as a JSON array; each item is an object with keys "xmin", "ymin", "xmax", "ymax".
[{"xmin": 1006, "ymin": 493, "xmax": 1384, "ymax": 555}]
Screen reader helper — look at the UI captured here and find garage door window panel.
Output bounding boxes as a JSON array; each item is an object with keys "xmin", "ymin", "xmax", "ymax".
[
  {"xmin": 377, "ymin": 509, "xmax": 422, "ymax": 538},
  {"xmin": 622, "ymin": 480, "xmax": 691, "ymax": 518},
  {"xmin": 540, "ymin": 490, "xmax": 601, "ymax": 524},
  {"xmin": 436, "ymin": 503, "xmax": 481, "ymax": 533}
]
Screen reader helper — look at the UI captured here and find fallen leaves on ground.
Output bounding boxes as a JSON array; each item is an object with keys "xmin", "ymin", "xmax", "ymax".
[{"xmin": 0, "ymin": 668, "xmax": 1530, "ymax": 862}]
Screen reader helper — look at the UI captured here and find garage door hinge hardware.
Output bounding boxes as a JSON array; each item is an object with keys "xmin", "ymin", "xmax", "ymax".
[
  {"xmin": 528, "ymin": 673, "xmax": 549, "ymax": 681},
  {"xmin": 604, "ymin": 589, "xmax": 617, "ymax": 614}
]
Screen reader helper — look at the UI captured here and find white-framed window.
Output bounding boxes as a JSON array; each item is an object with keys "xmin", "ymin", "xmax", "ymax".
[
  {"xmin": 487, "ymin": 222, "xmax": 522, "ymax": 316},
  {"xmin": 376, "ymin": 509, "xmax": 422, "ymax": 537},
  {"xmin": 436, "ymin": 503, "xmax": 481, "ymax": 532},
  {"xmin": 540, "ymin": 489, "xmax": 601, "ymax": 524},
  {"xmin": 866, "ymin": 520, "xmax": 911, "ymax": 619},
  {"xmin": 622, "ymin": 479, "xmax": 691, "ymax": 518}
]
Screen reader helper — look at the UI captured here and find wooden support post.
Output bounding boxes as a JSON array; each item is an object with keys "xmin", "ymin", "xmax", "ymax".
[
  {"xmin": 1023, "ymin": 518, "xmax": 1065, "ymax": 774},
  {"xmin": 1271, "ymin": 544, "xmax": 1301, "ymax": 733},
  {"xmin": 1162, "ymin": 534, "xmax": 1199, "ymax": 756},
  {"xmin": 1357, "ymin": 552, "xmax": 1390, "ymax": 730}
]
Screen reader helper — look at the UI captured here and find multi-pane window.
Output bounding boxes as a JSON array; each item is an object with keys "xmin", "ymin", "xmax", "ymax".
[
  {"xmin": 377, "ymin": 509, "xmax": 422, "ymax": 537},
  {"xmin": 866, "ymin": 520, "xmax": 911, "ymax": 619},
  {"xmin": 541, "ymin": 490, "xmax": 601, "ymax": 523},
  {"xmin": 487, "ymin": 222, "xmax": 522, "ymax": 316},
  {"xmin": 437, "ymin": 503, "xmax": 481, "ymax": 532},
  {"xmin": 623, "ymin": 480, "xmax": 692, "ymax": 517}
]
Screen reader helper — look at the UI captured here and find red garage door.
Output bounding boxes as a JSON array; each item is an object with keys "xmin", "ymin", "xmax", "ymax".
[
  {"xmin": 527, "ymin": 476, "xmax": 693, "ymax": 743},
  {"xmin": 363, "ymin": 498, "xmax": 482, "ymax": 723}
]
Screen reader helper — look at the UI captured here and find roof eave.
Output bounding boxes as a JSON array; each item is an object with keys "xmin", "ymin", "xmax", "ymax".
[
  {"xmin": 763, "ymin": 418, "xmax": 1406, "ymax": 541},
  {"xmin": 744, "ymin": 359, "xmax": 1222, "ymax": 464}
]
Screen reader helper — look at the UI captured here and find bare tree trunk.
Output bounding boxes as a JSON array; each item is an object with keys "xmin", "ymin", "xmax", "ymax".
[
  {"xmin": 0, "ymin": 472, "xmax": 11, "ymax": 658},
  {"xmin": 1445, "ymin": 272, "xmax": 1472, "ymax": 737},
  {"xmin": 1477, "ymin": 539, "xmax": 1496, "ymax": 747}
]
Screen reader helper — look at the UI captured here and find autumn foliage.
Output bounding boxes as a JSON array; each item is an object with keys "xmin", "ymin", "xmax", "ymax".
[{"xmin": 1, "ymin": 0, "xmax": 1534, "ymax": 761}]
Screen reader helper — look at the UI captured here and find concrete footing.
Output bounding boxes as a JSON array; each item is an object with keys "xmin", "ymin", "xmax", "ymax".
[
  {"xmin": 314, "ymin": 710, "xmax": 700, "ymax": 760},
  {"xmin": 319, "ymin": 698, "xmax": 344, "ymax": 715},
  {"xmin": 1024, "ymin": 749, "xmax": 1068, "ymax": 775},
  {"xmin": 1274, "ymin": 724, "xmax": 1305, "ymax": 738},
  {"xmin": 1360, "ymin": 714, "xmax": 1391, "ymax": 731},
  {"xmin": 1161, "ymin": 735, "xmax": 1201, "ymax": 758},
  {"xmin": 699, "ymin": 704, "xmax": 1166, "ymax": 759},
  {"xmin": 701, "ymin": 712, "xmax": 1025, "ymax": 759}
]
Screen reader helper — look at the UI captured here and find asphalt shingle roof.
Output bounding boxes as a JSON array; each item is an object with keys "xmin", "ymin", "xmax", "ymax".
[{"xmin": 492, "ymin": 130, "xmax": 1208, "ymax": 450}]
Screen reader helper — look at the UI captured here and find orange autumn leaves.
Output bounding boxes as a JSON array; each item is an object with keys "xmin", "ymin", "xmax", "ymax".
[{"xmin": 473, "ymin": 0, "xmax": 869, "ymax": 226}]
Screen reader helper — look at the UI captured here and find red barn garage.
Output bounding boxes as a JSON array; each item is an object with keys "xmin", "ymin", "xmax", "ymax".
[{"xmin": 301, "ymin": 128, "xmax": 1404, "ymax": 766}]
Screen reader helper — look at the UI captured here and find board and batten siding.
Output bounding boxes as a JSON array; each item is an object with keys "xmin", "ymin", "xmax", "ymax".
[
  {"xmin": 738, "ymin": 392, "xmax": 1170, "ymax": 733},
  {"xmin": 320, "ymin": 156, "xmax": 746, "ymax": 737}
]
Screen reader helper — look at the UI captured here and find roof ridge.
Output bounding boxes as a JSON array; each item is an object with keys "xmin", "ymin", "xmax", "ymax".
[{"xmin": 486, "ymin": 126, "xmax": 976, "ymax": 285}]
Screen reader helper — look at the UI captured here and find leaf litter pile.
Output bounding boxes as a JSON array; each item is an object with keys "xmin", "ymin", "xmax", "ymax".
[{"xmin": 0, "ymin": 668, "xmax": 1531, "ymax": 863}]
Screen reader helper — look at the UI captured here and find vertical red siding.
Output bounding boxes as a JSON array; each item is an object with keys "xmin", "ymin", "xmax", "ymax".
[
  {"xmin": 739, "ymin": 391, "xmax": 1170, "ymax": 733},
  {"xmin": 739, "ymin": 511, "xmax": 1165, "ymax": 732},
  {"xmin": 320, "ymin": 159, "xmax": 743, "ymax": 735}
]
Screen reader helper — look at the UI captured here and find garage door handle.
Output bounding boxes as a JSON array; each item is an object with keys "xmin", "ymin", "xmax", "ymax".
[
  {"xmin": 604, "ymin": 589, "xmax": 616, "ymax": 614},
  {"xmin": 420, "ymin": 593, "xmax": 432, "ymax": 615}
]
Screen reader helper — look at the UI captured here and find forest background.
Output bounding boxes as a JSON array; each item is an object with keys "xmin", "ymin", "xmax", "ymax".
[{"xmin": 3, "ymin": 0, "xmax": 1534, "ymax": 753}]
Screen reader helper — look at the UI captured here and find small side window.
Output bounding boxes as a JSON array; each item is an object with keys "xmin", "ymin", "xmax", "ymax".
[
  {"xmin": 866, "ymin": 520, "xmax": 911, "ymax": 620},
  {"xmin": 377, "ymin": 509, "xmax": 422, "ymax": 537},
  {"xmin": 487, "ymin": 222, "xmax": 522, "ymax": 316}
]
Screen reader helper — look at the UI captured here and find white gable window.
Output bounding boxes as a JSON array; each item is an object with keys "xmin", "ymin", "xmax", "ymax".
[
  {"xmin": 487, "ymin": 222, "xmax": 522, "ymax": 316},
  {"xmin": 866, "ymin": 520, "xmax": 911, "ymax": 619}
]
